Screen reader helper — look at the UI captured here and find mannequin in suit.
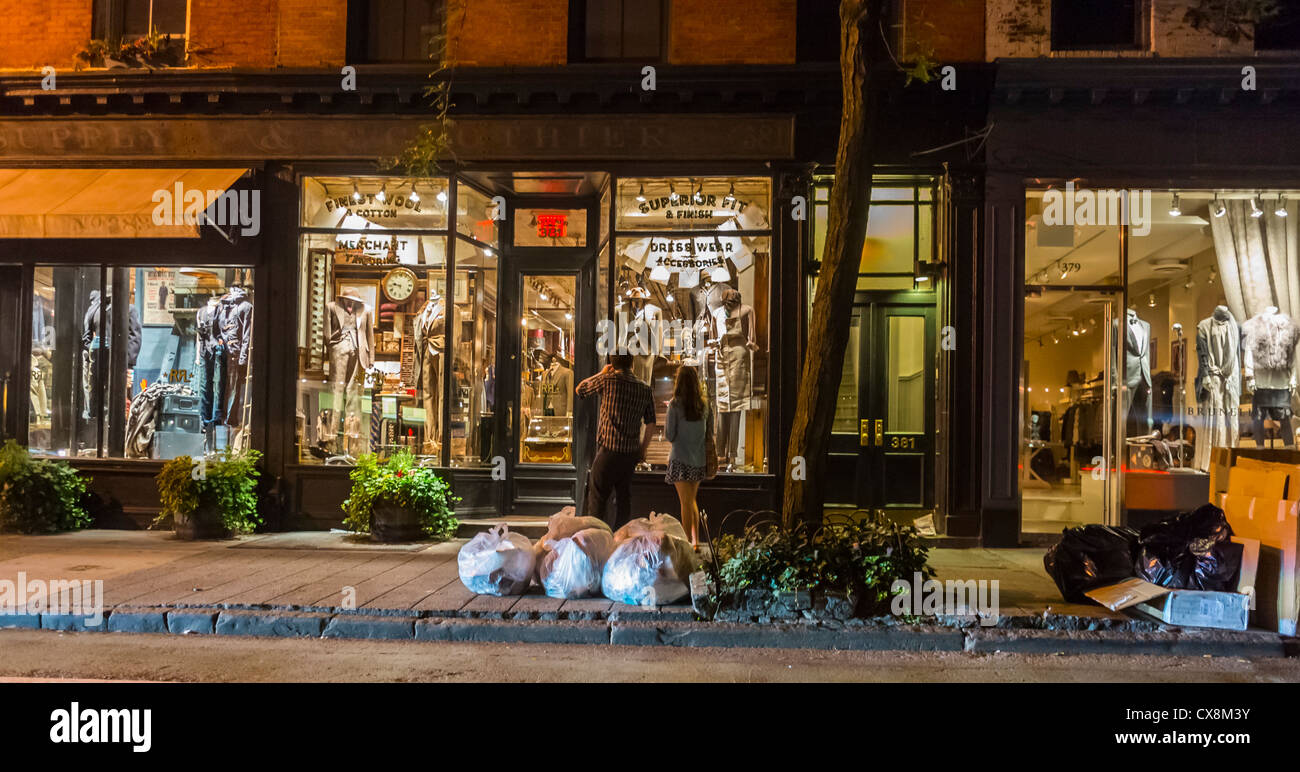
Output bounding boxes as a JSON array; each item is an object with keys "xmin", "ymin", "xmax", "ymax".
[
  {"xmin": 413, "ymin": 293, "xmax": 446, "ymax": 454},
  {"xmin": 1115, "ymin": 308, "xmax": 1153, "ymax": 438},
  {"xmin": 324, "ymin": 288, "xmax": 374, "ymax": 453}
]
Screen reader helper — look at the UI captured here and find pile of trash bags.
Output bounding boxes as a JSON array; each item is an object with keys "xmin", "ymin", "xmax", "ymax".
[
  {"xmin": 1044, "ymin": 503, "xmax": 1242, "ymax": 604},
  {"xmin": 458, "ymin": 511, "xmax": 697, "ymax": 604}
]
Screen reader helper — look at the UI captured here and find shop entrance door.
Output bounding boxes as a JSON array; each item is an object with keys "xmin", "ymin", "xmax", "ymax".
[
  {"xmin": 825, "ymin": 294, "xmax": 936, "ymax": 513},
  {"xmin": 500, "ymin": 257, "xmax": 597, "ymax": 514},
  {"xmin": 0, "ymin": 266, "xmax": 24, "ymax": 442}
]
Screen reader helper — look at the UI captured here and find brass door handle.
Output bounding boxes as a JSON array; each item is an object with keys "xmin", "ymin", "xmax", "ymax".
[
  {"xmin": 875, "ymin": 419, "xmax": 883, "ymax": 446},
  {"xmin": 859, "ymin": 419, "xmax": 871, "ymax": 446}
]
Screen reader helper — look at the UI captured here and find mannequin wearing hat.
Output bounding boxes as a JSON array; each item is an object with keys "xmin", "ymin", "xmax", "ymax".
[
  {"xmin": 625, "ymin": 286, "xmax": 662, "ymax": 385},
  {"xmin": 324, "ymin": 288, "xmax": 375, "ymax": 453},
  {"xmin": 413, "ymin": 291, "xmax": 446, "ymax": 454}
]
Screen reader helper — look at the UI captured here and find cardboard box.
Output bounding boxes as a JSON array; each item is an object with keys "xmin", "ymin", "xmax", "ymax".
[
  {"xmin": 1218, "ymin": 493, "xmax": 1299, "ymax": 636},
  {"xmin": 1086, "ymin": 578, "xmax": 1251, "ymax": 631},
  {"xmin": 1134, "ymin": 590, "xmax": 1250, "ymax": 631}
]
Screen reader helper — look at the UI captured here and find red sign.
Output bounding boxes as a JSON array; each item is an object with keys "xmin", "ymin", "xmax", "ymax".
[{"xmin": 537, "ymin": 213, "xmax": 568, "ymax": 239}]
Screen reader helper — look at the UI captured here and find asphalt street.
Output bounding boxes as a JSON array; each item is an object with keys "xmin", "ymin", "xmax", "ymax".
[{"xmin": 2, "ymin": 629, "xmax": 1297, "ymax": 683}]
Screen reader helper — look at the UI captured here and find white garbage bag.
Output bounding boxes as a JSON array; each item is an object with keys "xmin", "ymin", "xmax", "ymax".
[
  {"xmin": 537, "ymin": 527, "xmax": 616, "ymax": 599},
  {"xmin": 535, "ymin": 513, "xmax": 612, "ymax": 555},
  {"xmin": 458, "ymin": 525, "xmax": 536, "ymax": 596},
  {"xmin": 602, "ymin": 530, "xmax": 697, "ymax": 606},
  {"xmin": 613, "ymin": 512, "xmax": 688, "ymax": 545}
]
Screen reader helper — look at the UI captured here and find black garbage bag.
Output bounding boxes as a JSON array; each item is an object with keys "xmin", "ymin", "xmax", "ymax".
[
  {"xmin": 1135, "ymin": 503, "xmax": 1241, "ymax": 591},
  {"xmin": 1043, "ymin": 525, "xmax": 1141, "ymax": 603}
]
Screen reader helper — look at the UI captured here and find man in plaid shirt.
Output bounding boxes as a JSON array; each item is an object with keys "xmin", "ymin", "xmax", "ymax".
[{"xmin": 576, "ymin": 353, "xmax": 656, "ymax": 527}]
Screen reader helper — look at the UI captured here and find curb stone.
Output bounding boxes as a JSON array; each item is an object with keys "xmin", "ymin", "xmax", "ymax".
[
  {"xmin": 41, "ymin": 613, "xmax": 107, "ymax": 632},
  {"xmin": 8, "ymin": 603, "xmax": 1294, "ymax": 657},
  {"xmin": 966, "ymin": 628, "xmax": 1289, "ymax": 657},
  {"xmin": 167, "ymin": 610, "xmax": 218, "ymax": 635},
  {"xmin": 415, "ymin": 617, "xmax": 611, "ymax": 645},
  {"xmin": 322, "ymin": 615, "xmax": 417, "ymax": 640},
  {"xmin": 106, "ymin": 607, "xmax": 169, "ymax": 634},
  {"xmin": 610, "ymin": 621, "xmax": 967, "ymax": 651},
  {"xmin": 216, "ymin": 610, "xmax": 329, "ymax": 638},
  {"xmin": 0, "ymin": 613, "xmax": 42, "ymax": 630}
]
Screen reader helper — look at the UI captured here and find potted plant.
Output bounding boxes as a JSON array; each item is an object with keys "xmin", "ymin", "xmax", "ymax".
[
  {"xmin": 154, "ymin": 450, "xmax": 262, "ymax": 540},
  {"xmin": 0, "ymin": 440, "xmax": 92, "ymax": 534},
  {"xmin": 704, "ymin": 511, "xmax": 934, "ymax": 621},
  {"xmin": 342, "ymin": 450, "xmax": 459, "ymax": 543}
]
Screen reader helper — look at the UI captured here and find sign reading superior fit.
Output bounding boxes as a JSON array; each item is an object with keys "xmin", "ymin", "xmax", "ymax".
[{"xmin": 0, "ymin": 115, "xmax": 795, "ymax": 161}]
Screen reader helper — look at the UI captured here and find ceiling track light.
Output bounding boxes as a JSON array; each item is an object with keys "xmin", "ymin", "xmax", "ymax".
[
  {"xmin": 375, "ymin": 183, "xmax": 387, "ymax": 203},
  {"xmin": 1168, "ymin": 192, "xmax": 1181, "ymax": 217},
  {"xmin": 1276, "ymin": 195, "xmax": 1289, "ymax": 218},
  {"xmin": 1210, "ymin": 195, "xmax": 1226, "ymax": 218},
  {"xmin": 635, "ymin": 183, "xmax": 646, "ymax": 203},
  {"xmin": 668, "ymin": 182, "xmax": 679, "ymax": 204},
  {"xmin": 693, "ymin": 181, "xmax": 704, "ymax": 205},
  {"xmin": 724, "ymin": 183, "xmax": 736, "ymax": 203},
  {"xmin": 1250, "ymin": 196, "xmax": 1264, "ymax": 218},
  {"xmin": 436, "ymin": 187, "xmax": 448, "ymax": 204},
  {"xmin": 408, "ymin": 180, "xmax": 420, "ymax": 203},
  {"xmin": 351, "ymin": 181, "xmax": 362, "ymax": 202},
  {"xmin": 1148, "ymin": 293, "xmax": 1157, "ymax": 308}
]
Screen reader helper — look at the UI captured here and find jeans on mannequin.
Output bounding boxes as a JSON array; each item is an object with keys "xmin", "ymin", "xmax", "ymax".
[{"xmin": 199, "ymin": 344, "xmax": 226, "ymax": 433}]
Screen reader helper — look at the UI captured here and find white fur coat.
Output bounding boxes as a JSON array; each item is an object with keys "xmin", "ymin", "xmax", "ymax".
[{"xmin": 1243, "ymin": 311, "xmax": 1300, "ymax": 372}]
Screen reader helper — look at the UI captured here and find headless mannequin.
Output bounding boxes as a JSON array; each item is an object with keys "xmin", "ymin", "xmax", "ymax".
[
  {"xmin": 1193, "ymin": 305, "xmax": 1241, "ymax": 467},
  {"xmin": 195, "ymin": 297, "xmax": 224, "ymax": 452},
  {"xmin": 1243, "ymin": 306, "xmax": 1299, "ymax": 447},
  {"xmin": 710, "ymin": 288, "xmax": 759, "ymax": 470},
  {"xmin": 413, "ymin": 293, "xmax": 446, "ymax": 454},
  {"xmin": 324, "ymin": 292, "xmax": 374, "ymax": 454}
]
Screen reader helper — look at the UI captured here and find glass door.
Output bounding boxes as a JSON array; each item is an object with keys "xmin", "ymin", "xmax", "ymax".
[
  {"xmin": 860, "ymin": 300, "xmax": 936, "ymax": 511},
  {"xmin": 517, "ymin": 273, "xmax": 578, "ymax": 466},
  {"xmin": 0, "ymin": 266, "xmax": 23, "ymax": 442}
]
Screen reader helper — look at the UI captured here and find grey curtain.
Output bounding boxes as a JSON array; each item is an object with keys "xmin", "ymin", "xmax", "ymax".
[{"xmin": 1210, "ymin": 199, "xmax": 1300, "ymax": 321}]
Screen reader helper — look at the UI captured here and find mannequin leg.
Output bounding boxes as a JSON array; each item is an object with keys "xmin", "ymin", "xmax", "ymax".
[
  {"xmin": 422, "ymin": 351, "xmax": 441, "ymax": 453},
  {"xmin": 328, "ymin": 344, "xmax": 356, "ymax": 453}
]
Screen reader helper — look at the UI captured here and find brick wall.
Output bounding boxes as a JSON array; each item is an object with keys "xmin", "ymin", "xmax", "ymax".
[
  {"xmin": 445, "ymin": 0, "xmax": 568, "ymax": 66},
  {"xmin": 277, "ymin": 0, "xmax": 348, "ymax": 67},
  {"xmin": 668, "ymin": 0, "xmax": 796, "ymax": 64},
  {"xmin": 189, "ymin": 0, "xmax": 277, "ymax": 68},
  {"xmin": 986, "ymin": 0, "xmax": 1257, "ymax": 60},
  {"xmin": 0, "ymin": 0, "xmax": 92, "ymax": 70},
  {"xmin": 903, "ymin": 0, "xmax": 985, "ymax": 62}
]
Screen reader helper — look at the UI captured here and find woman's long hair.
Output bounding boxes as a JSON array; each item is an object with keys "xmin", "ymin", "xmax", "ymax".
[{"xmin": 673, "ymin": 366, "xmax": 706, "ymax": 422}]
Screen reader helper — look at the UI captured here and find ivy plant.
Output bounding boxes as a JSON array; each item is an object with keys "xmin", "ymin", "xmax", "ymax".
[
  {"xmin": 709, "ymin": 511, "xmax": 934, "ymax": 616},
  {"xmin": 341, "ymin": 450, "xmax": 459, "ymax": 541},
  {"xmin": 154, "ymin": 449, "xmax": 263, "ymax": 535},
  {"xmin": 0, "ymin": 440, "xmax": 92, "ymax": 534}
]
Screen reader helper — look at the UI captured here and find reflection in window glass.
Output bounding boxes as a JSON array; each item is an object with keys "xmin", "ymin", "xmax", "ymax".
[
  {"xmin": 29, "ymin": 264, "xmax": 254, "ymax": 460},
  {"xmin": 456, "ymin": 182, "xmax": 499, "ymax": 246},
  {"xmin": 520, "ymin": 275, "xmax": 576, "ymax": 464},
  {"xmin": 296, "ymin": 176, "xmax": 454, "ymax": 465},
  {"xmin": 861, "ymin": 205, "xmax": 916, "ymax": 274},
  {"xmin": 833, "ymin": 319, "xmax": 859, "ymax": 433},
  {"xmin": 616, "ymin": 177, "xmax": 771, "ymax": 232},
  {"xmin": 888, "ymin": 316, "xmax": 926, "ymax": 434},
  {"xmin": 449, "ymin": 238, "xmax": 498, "ymax": 466}
]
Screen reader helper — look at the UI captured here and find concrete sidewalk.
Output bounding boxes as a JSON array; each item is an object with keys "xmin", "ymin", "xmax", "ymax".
[{"xmin": 0, "ymin": 530, "xmax": 1293, "ymax": 656}]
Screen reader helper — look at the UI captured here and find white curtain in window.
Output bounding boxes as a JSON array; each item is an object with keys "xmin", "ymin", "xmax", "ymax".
[{"xmin": 1210, "ymin": 199, "xmax": 1300, "ymax": 322}]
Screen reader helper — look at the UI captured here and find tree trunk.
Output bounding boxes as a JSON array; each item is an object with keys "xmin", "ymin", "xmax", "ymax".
[{"xmin": 782, "ymin": 0, "xmax": 888, "ymax": 528}]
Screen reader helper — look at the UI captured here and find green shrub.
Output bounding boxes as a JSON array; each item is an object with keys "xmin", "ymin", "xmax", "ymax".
[
  {"xmin": 154, "ymin": 449, "xmax": 263, "ymax": 534},
  {"xmin": 709, "ymin": 511, "xmax": 935, "ymax": 615},
  {"xmin": 342, "ymin": 450, "xmax": 459, "ymax": 540},
  {"xmin": 0, "ymin": 440, "xmax": 91, "ymax": 534}
]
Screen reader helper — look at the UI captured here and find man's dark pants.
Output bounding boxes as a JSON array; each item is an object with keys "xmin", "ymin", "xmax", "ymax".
[{"xmin": 585, "ymin": 446, "xmax": 640, "ymax": 528}]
